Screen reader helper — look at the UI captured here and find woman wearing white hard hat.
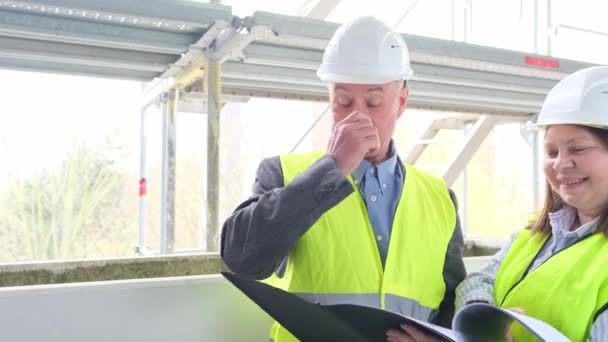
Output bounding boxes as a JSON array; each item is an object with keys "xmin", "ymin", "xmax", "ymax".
[{"xmin": 455, "ymin": 66, "xmax": 608, "ymax": 341}]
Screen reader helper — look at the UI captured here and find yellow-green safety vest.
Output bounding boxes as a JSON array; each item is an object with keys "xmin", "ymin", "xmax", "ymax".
[
  {"xmin": 267, "ymin": 151, "xmax": 456, "ymax": 342},
  {"xmin": 495, "ymin": 229, "xmax": 608, "ymax": 342}
]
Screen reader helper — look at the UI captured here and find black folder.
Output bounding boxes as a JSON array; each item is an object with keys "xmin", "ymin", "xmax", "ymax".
[
  {"xmin": 222, "ymin": 272, "xmax": 455, "ymax": 341},
  {"xmin": 222, "ymin": 272, "xmax": 572, "ymax": 342}
]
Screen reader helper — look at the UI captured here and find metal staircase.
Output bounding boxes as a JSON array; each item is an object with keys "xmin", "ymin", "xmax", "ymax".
[{"xmin": 404, "ymin": 114, "xmax": 499, "ymax": 186}]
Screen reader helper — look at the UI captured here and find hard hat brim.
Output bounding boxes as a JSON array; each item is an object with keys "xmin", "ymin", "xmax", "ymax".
[
  {"xmin": 317, "ymin": 68, "xmax": 413, "ymax": 85},
  {"xmin": 533, "ymin": 117, "xmax": 608, "ymax": 130}
]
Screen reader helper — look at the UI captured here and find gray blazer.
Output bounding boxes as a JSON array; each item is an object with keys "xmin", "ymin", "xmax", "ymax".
[{"xmin": 221, "ymin": 154, "xmax": 466, "ymax": 327}]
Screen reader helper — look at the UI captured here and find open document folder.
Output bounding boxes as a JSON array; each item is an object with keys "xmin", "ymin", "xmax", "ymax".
[{"xmin": 222, "ymin": 272, "xmax": 571, "ymax": 342}]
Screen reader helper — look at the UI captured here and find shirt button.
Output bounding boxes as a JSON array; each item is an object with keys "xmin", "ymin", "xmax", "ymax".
[
  {"xmin": 382, "ymin": 183, "xmax": 387, "ymax": 188},
  {"xmin": 376, "ymin": 235, "xmax": 383, "ymax": 241},
  {"xmin": 370, "ymin": 195, "xmax": 377, "ymax": 202}
]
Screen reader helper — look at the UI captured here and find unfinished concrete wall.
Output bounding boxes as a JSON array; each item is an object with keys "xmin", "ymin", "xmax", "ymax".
[{"xmin": 0, "ymin": 238, "xmax": 500, "ymax": 287}]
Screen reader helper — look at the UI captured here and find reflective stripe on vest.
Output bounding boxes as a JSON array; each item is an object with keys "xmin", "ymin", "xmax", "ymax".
[
  {"xmin": 294, "ymin": 293, "xmax": 433, "ymax": 320},
  {"xmin": 266, "ymin": 151, "xmax": 456, "ymax": 342},
  {"xmin": 495, "ymin": 229, "xmax": 608, "ymax": 342}
]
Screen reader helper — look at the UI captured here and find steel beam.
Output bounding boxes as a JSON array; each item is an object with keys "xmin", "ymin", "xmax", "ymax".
[
  {"xmin": 443, "ymin": 116, "xmax": 499, "ymax": 186},
  {"xmin": 294, "ymin": 0, "xmax": 342, "ymax": 19},
  {"xmin": 160, "ymin": 91, "xmax": 176, "ymax": 254},
  {"xmin": 205, "ymin": 61, "xmax": 221, "ymax": 252},
  {"xmin": 0, "ymin": 0, "xmax": 231, "ymax": 30},
  {"xmin": 0, "ymin": 56, "xmax": 158, "ymax": 80},
  {"xmin": 0, "ymin": 36, "xmax": 172, "ymax": 72},
  {"xmin": 136, "ymin": 106, "xmax": 148, "ymax": 255},
  {"xmin": 0, "ymin": 10, "xmax": 195, "ymax": 54}
]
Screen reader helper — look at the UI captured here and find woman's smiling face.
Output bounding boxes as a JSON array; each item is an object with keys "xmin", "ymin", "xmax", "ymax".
[{"xmin": 543, "ymin": 124, "xmax": 608, "ymax": 222}]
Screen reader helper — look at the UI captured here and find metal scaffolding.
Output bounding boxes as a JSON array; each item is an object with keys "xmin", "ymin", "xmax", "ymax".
[{"xmin": 0, "ymin": 0, "xmax": 596, "ymax": 254}]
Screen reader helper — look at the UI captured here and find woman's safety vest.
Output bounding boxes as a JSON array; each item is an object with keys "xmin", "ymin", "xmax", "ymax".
[{"xmin": 495, "ymin": 229, "xmax": 608, "ymax": 341}]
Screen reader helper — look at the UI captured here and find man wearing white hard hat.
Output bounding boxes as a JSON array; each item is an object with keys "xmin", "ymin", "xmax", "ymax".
[
  {"xmin": 455, "ymin": 66, "xmax": 608, "ymax": 341},
  {"xmin": 222, "ymin": 16, "xmax": 466, "ymax": 342}
]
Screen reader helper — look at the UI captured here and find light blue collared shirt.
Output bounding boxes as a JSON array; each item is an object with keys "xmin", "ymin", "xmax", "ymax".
[{"xmin": 351, "ymin": 142, "xmax": 404, "ymax": 267}]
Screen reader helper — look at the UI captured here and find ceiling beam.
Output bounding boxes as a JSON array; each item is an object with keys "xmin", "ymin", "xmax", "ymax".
[{"xmin": 294, "ymin": 0, "xmax": 342, "ymax": 19}]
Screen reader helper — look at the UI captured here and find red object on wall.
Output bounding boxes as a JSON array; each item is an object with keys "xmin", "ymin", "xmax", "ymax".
[
  {"xmin": 525, "ymin": 56, "xmax": 560, "ymax": 69},
  {"xmin": 139, "ymin": 178, "xmax": 147, "ymax": 196}
]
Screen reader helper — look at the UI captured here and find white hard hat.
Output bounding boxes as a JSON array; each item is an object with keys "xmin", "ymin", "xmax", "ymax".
[
  {"xmin": 536, "ymin": 66, "xmax": 608, "ymax": 129},
  {"xmin": 317, "ymin": 16, "xmax": 413, "ymax": 84}
]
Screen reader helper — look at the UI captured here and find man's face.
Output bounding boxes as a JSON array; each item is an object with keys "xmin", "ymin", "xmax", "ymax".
[{"xmin": 329, "ymin": 80, "xmax": 408, "ymax": 162}]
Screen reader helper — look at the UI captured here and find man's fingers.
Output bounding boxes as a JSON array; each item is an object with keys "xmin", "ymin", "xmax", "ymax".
[
  {"xmin": 339, "ymin": 111, "xmax": 373, "ymax": 125},
  {"xmin": 386, "ymin": 328, "xmax": 414, "ymax": 342},
  {"xmin": 332, "ymin": 123, "xmax": 377, "ymax": 147},
  {"xmin": 505, "ymin": 325, "xmax": 514, "ymax": 342},
  {"xmin": 327, "ymin": 111, "xmax": 378, "ymax": 176},
  {"xmin": 338, "ymin": 121, "xmax": 374, "ymax": 133},
  {"xmin": 335, "ymin": 119, "xmax": 374, "ymax": 133},
  {"xmin": 365, "ymin": 127, "xmax": 380, "ymax": 141},
  {"xmin": 362, "ymin": 131, "xmax": 381, "ymax": 147},
  {"xmin": 401, "ymin": 324, "xmax": 428, "ymax": 340}
]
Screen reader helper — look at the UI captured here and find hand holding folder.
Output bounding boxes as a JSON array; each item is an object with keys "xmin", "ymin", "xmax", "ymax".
[{"xmin": 222, "ymin": 272, "xmax": 570, "ymax": 342}]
